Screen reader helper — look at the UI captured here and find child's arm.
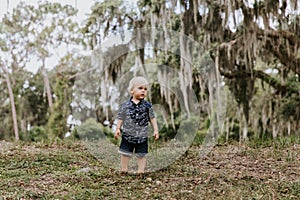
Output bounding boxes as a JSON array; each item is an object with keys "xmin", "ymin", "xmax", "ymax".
[
  {"xmin": 150, "ymin": 118, "xmax": 159, "ymax": 140},
  {"xmin": 114, "ymin": 119, "xmax": 123, "ymax": 140}
]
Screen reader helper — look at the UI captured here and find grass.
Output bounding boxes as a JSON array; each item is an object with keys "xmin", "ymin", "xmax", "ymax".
[{"xmin": 0, "ymin": 138, "xmax": 299, "ymax": 199}]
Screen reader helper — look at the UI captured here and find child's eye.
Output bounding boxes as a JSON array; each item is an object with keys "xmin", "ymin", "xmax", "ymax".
[{"xmin": 138, "ymin": 87, "xmax": 147, "ymax": 90}]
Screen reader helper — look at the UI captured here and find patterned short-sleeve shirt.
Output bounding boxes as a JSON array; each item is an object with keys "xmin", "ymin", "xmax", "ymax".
[{"xmin": 117, "ymin": 97, "xmax": 155, "ymax": 143}]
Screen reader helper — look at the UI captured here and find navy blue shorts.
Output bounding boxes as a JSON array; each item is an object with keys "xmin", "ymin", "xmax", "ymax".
[{"xmin": 118, "ymin": 136, "xmax": 148, "ymax": 157}]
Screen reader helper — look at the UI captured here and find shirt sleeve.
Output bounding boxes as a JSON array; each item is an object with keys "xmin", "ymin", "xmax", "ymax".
[
  {"xmin": 117, "ymin": 102, "xmax": 126, "ymax": 120},
  {"xmin": 148, "ymin": 105, "xmax": 155, "ymax": 119}
]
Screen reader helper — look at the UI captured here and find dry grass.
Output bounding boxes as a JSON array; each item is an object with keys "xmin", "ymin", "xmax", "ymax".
[{"xmin": 0, "ymin": 139, "xmax": 299, "ymax": 199}]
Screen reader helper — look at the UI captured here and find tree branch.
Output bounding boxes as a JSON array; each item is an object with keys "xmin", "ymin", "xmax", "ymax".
[{"xmin": 220, "ymin": 69, "xmax": 299, "ymax": 95}]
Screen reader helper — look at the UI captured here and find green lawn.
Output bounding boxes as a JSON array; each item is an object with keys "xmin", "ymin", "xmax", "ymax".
[{"xmin": 0, "ymin": 139, "xmax": 299, "ymax": 199}]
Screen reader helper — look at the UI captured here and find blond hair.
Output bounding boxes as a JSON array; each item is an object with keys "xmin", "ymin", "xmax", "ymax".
[{"xmin": 128, "ymin": 76, "xmax": 149, "ymax": 94}]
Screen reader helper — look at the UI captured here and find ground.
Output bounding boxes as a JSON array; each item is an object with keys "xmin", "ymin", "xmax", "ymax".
[{"xmin": 0, "ymin": 139, "xmax": 299, "ymax": 199}]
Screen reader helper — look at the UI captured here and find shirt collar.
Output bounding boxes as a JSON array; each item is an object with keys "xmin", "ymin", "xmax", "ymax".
[{"xmin": 129, "ymin": 96, "xmax": 144, "ymax": 105}]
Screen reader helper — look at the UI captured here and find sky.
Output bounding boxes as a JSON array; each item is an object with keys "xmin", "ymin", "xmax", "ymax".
[
  {"xmin": 0, "ymin": 0, "xmax": 95, "ymax": 22},
  {"xmin": 0, "ymin": 0, "xmax": 96, "ymax": 73},
  {"xmin": 1, "ymin": 0, "xmax": 295, "ymax": 74}
]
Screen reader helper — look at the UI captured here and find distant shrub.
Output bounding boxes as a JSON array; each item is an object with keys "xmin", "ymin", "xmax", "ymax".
[
  {"xmin": 76, "ymin": 118, "xmax": 114, "ymax": 142},
  {"xmin": 25, "ymin": 126, "xmax": 48, "ymax": 142},
  {"xmin": 281, "ymin": 97, "xmax": 300, "ymax": 120}
]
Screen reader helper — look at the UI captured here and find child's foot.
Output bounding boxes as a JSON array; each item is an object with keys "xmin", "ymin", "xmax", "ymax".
[
  {"xmin": 119, "ymin": 171, "xmax": 128, "ymax": 176},
  {"xmin": 135, "ymin": 171, "xmax": 146, "ymax": 178},
  {"xmin": 137, "ymin": 170, "xmax": 144, "ymax": 174}
]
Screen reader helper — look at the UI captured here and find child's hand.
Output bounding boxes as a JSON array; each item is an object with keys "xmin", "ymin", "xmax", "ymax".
[
  {"xmin": 114, "ymin": 129, "xmax": 121, "ymax": 140},
  {"xmin": 153, "ymin": 131, "xmax": 159, "ymax": 140}
]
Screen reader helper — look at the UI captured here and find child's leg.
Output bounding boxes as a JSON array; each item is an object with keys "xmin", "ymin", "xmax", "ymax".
[
  {"xmin": 119, "ymin": 137, "xmax": 133, "ymax": 173},
  {"xmin": 121, "ymin": 155, "xmax": 130, "ymax": 172},
  {"xmin": 137, "ymin": 156, "xmax": 146, "ymax": 173},
  {"xmin": 135, "ymin": 140, "xmax": 148, "ymax": 173}
]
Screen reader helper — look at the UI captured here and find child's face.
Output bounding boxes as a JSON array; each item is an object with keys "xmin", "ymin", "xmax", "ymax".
[{"xmin": 131, "ymin": 84, "xmax": 148, "ymax": 100}]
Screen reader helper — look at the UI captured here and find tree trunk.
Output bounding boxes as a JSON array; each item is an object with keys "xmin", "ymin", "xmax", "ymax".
[
  {"xmin": 42, "ymin": 59, "xmax": 53, "ymax": 112},
  {"xmin": 1, "ymin": 64, "xmax": 19, "ymax": 141},
  {"xmin": 240, "ymin": 107, "xmax": 248, "ymax": 140},
  {"xmin": 287, "ymin": 120, "xmax": 291, "ymax": 136},
  {"xmin": 272, "ymin": 123, "xmax": 277, "ymax": 139},
  {"xmin": 242, "ymin": 117, "xmax": 248, "ymax": 140},
  {"xmin": 20, "ymin": 119, "xmax": 26, "ymax": 133},
  {"xmin": 225, "ymin": 117, "xmax": 229, "ymax": 143}
]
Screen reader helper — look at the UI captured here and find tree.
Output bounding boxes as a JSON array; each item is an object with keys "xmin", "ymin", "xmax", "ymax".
[
  {"xmin": 47, "ymin": 53, "xmax": 79, "ymax": 139},
  {"xmin": 0, "ymin": 63, "xmax": 19, "ymax": 140},
  {"xmin": 0, "ymin": 2, "xmax": 83, "ymax": 140},
  {"xmin": 0, "ymin": 4, "xmax": 37, "ymax": 140},
  {"xmin": 84, "ymin": 0, "xmax": 300, "ymax": 141},
  {"xmin": 27, "ymin": 2, "xmax": 80, "ymax": 112}
]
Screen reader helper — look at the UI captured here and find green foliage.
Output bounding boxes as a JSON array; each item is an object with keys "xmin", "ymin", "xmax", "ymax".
[
  {"xmin": 20, "ymin": 126, "xmax": 47, "ymax": 142},
  {"xmin": 171, "ymin": 15, "xmax": 181, "ymax": 31},
  {"xmin": 84, "ymin": 0, "xmax": 129, "ymax": 48},
  {"xmin": 176, "ymin": 115, "xmax": 200, "ymax": 140},
  {"xmin": 47, "ymin": 72, "xmax": 74, "ymax": 139},
  {"xmin": 0, "ymin": 1, "xmax": 82, "ymax": 141},
  {"xmin": 280, "ymin": 76, "xmax": 300, "ymax": 120},
  {"xmin": 76, "ymin": 118, "xmax": 104, "ymax": 140},
  {"xmin": 21, "ymin": 72, "xmax": 49, "ymax": 126},
  {"xmin": 204, "ymin": 117, "xmax": 210, "ymax": 129},
  {"xmin": 0, "ymin": 75, "xmax": 13, "ymax": 141},
  {"xmin": 158, "ymin": 126, "xmax": 177, "ymax": 140},
  {"xmin": 193, "ymin": 129, "xmax": 207, "ymax": 145},
  {"xmin": 76, "ymin": 118, "xmax": 114, "ymax": 142},
  {"xmin": 1, "ymin": 0, "xmax": 300, "ymax": 144},
  {"xmin": 246, "ymin": 135, "xmax": 300, "ymax": 149},
  {"xmin": 281, "ymin": 97, "xmax": 300, "ymax": 120}
]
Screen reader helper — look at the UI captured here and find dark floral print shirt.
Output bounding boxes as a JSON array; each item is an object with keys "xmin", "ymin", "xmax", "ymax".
[{"xmin": 117, "ymin": 97, "xmax": 155, "ymax": 143}]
